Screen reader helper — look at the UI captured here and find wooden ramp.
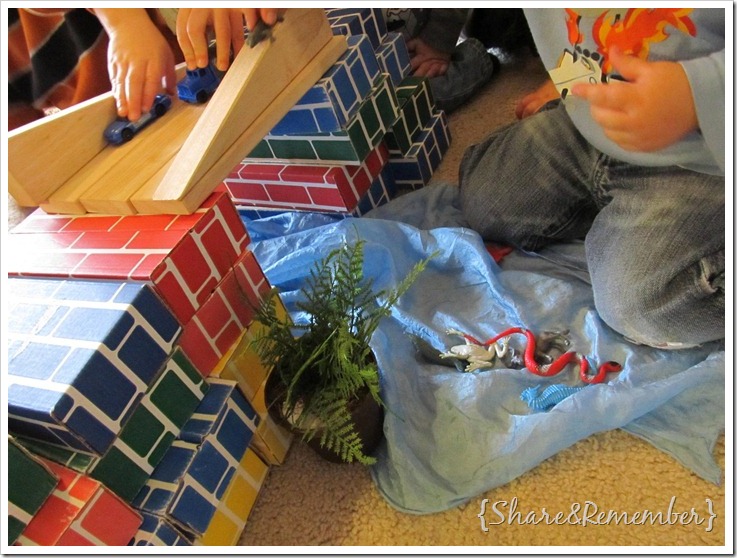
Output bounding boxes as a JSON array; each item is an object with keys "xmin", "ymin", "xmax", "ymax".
[{"xmin": 8, "ymin": 8, "xmax": 347, "ymax": 216}]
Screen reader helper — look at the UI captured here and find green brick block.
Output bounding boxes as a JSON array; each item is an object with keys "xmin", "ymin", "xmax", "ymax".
[
  {"xmin": 16, "ymin": 436, "xmax": 96, "ymax": 473},
  {"xmin": 247, "ymin": 73, "xmax": 399, "ymax": 164},
  {"xmin": 8, "ymin": 438, "xmax": 59, "ymax": 545},
  {"xmin": 385, "ymin": 76, "xmax": 435, "ymax": 156},
  {"xmin": 89, "ymin": 348, "xmax": 209, "ymax": 502}
]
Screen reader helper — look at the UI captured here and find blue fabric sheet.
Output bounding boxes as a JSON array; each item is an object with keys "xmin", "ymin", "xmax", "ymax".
[{"xmin": 245, "ymin": 184, "xmax": 725, "ymax": 515}]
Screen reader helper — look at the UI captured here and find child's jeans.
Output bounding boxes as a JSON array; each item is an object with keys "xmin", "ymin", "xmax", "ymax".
[{"xmin": 459, "ymin": 101, "xmax": 725, "ymax": 348}]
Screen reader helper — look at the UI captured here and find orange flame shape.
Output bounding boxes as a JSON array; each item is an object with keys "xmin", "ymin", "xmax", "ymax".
[{"xmin": 593, "ymin": 9, "xmax": 696, "ymax": 73}]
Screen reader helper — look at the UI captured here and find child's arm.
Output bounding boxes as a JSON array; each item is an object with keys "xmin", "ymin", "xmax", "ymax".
[
  {"xmin": 176, "ymin": 8, "xmax": 280, "ymax": 72},
  {"xmin": 93, "ymin": 8, "xmax": 176, "ymax": 121},
  {"xmin": 571, "ymin": 47, "xmax": 698, "ymax": 153}
]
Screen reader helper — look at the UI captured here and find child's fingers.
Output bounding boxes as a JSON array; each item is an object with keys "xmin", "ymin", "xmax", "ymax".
[
  {"xmin": 176, "ymin": 9, "xmax": 197, "ymax": 69},
  {"xmin": 242, "ymin": 9, "xmax": 260, "ymax": 33},
  {"xmin": 213, "ymin": 11, "xmax": 233, "ymax": 70},
  {"xmin": 572, "ymin": 81, "xmax": 630, "ymax": 112},
  {"xmin": 140, "ymin": 63, "xmax": 163, "ymax": 118},
  {"xmin": 179, "ymin": 9, "xmax": 211, "ymax": 68},
  {"xmin": 229, "ymin": 10, "xmax": 245, "ymax": 60},
  {"xmin": 112, "ymin": 78, "xmax": 128, "ymax": 118},
  {"xmin": 124, "ymin": 69, "xmax": 145, "ymax": 122},
  {"xmin": 261, "ymin": 9, "xmax": 279, "ymax": 25}
]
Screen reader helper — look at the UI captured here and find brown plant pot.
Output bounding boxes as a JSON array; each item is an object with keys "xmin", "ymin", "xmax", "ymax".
[{"xmin": 264, "ymin": 370, "xmax": 385, "ymax": 464}]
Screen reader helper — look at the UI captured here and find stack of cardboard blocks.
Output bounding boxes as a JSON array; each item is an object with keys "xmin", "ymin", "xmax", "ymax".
[
  {"xmin": 5, "ymin": 9, "xmax": 453, "ymax": 548},
  {"xmin": 6, "ymin": 190, "xmax": 291, "ymax": 546},
  {"xmin": 224, "ymin": 8, "xmax": 452, "ymax": 220}
]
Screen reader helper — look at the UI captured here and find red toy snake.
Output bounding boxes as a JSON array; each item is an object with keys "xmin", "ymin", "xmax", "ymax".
[{"xmin": 459, "ymin": 327, "xmax": 621, "ymax": 384}]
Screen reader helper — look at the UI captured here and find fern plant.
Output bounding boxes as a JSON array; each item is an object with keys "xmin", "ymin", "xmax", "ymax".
[{"xmin": 251, "ymin": 238, "xmax": 432, "ymax": 465}]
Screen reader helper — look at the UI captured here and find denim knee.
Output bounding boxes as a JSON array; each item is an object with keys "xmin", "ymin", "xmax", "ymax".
[{"xmin": 590, "ymin": 252, "xmax": 725, "ymax": 349}]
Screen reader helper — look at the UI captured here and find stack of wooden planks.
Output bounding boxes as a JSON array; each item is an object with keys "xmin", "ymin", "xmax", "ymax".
[{"xmin": 8, "ymin": 8, "xmax": 347, "ymax": 216}]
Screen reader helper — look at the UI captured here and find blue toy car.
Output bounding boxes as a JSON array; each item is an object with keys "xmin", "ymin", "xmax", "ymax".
[
  {"xmin": 177, "ymin": 64, "xmax": 223, "ymax": 104},
  {"xmin": 103, "ymin": 94, "xmax": 172, "ymax": 145}
]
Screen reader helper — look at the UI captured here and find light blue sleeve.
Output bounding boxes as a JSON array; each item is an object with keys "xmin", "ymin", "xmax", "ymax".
[{"xmin": 680, "ymin": 49, "xmax": 726, "ymax": 172}]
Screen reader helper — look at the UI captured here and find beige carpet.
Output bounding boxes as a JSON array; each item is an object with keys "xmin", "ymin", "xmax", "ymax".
[
  {"xmin": 237, "ymin": 52, "xmax": 728, "ymax": 548},
  {"xmin": 6, "ymin": 51, "xmax": 727, "ymax": 548}
]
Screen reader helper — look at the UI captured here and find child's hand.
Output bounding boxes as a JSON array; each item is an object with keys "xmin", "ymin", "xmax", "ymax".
[
  {"xmin": 571, "ymin": 47, "xmax": 698, "ymax": 152},
  {"xmin": 95, "ymin": 9, "xmax": 176, "ymax": 121},
  {"xmin": 515, "ymin": 79, "xmax": 559, "ymax": 120},
  {"xmin": 407, "ymin": 37, "xmax": 450, "ymax": 78},
  {"xmin": 176, "ymin": 9, "xmax": 280, "ymax": 72}
]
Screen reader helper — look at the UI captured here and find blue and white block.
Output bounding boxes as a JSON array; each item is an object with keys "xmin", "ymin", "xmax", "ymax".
[
  {"xmin": 7, "ymin": 277, "xmax": 180, "ymax": 456},
  {"xmin": 270, "ymin": 35, "xmax": 381, "ymax": 135},
  {"xmin": 326, "ymin": 8, "xmax": 387, "ymax": 52},
  {"xmin": 353, "ymin": 166, "xmax": 398, "ymax": 216},
  {"xmin": 388, "ymin": 111, "xmax": 452, "ymax": 191},
  {"xmin": 133, "ymin": 379, "xmax": 259, "ymax": 537},
  {"xmin": 375, "ymin": 32, "xmax": 412, "ymax": 88},
  {"xmin": 130, "ymin": 512, "xmax": 192, "ymax": 546}
]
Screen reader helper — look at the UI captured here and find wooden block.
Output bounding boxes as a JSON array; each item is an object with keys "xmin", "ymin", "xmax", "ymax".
[
  {"xmin": 132, "ymin": 34, "xmax": 347, "ymax": 214},
  {"xmin": 10, "ymin": 64, "xmax": 190, "ymax": 212},
  {"xmin": 79, "ymin": 101, "xmax": 206, "ymax": 215},
  {"xmin": 8, "ymin": 92, "xmax": 117, "ymax": 207},
  {"xmin": 132, "ymin": 8, "xmax": 346, "ymax": 214},
  {"xmin": 40, "ymin": 102, "xmax": 198, "ymax": 215}
]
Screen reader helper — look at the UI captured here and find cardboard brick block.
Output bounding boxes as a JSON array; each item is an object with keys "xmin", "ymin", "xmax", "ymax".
[
  {"xmin": 227, "ymin": 143, "xmax": 389, "ymax": 214},
  {"xmin": 15, "ymin": 436, "xmax": 96, "ymax": 474},
  {"xmin": 375, "ymin": 32, "xmax": 412, "ymax": 88},
  {"xmin": 385, "ymin": 76, "xmax": 435, "ymax": 156},
  {"xmin": 326, "ymin": 7, "xmax": 387, "ymax": 51},
  {"xmin": 196, "ymin": 448, "xmax": 269, "ymax": 546},
  {"xmin": 129, "ymin": 512, "xmax": 192, "ymax": 546},
  {"xmin": 236, "ymin": 156, "xmax": 397, "ymax": 222},
  {"xmin": 89, "ymin": 348, "xmax": 209, "ymax": 502},
  {"xmin": 217, "ymin": 294, "xmax": 288, "ymax": 403},
  {"xmin": 352, "ymin": 164, "xmax": 398, "ymax": 216},
  {"xmin": 16, "ymin": 459, "xmax": 142, "ymax": 546},
  {"xmin": 248, "ymin": 374, "xmax": 293, "ymax": 466},
  {"xmin": 8, "ymin": 438, "xmax": 59, "ymax": 546},
  {"xmin": 7, "ymin": 190, "xmax": 250, "ymax": 326},
  {"xmin": 133, "ymin": 379, "xmax": 259, "ymax": 538},
  {"xmin": 269, "ymin": 34, "xmax": 381, "ymax": 135},
  {"xmin": 8, "ymin": 277, "xmax": 180, "ymax": 455},
  {"xmin": 388, "ymin": 111, "xmax": 452, "ymax": 191},
  {"xmin": 247, "ymin": 73, "xmax": 398, "ymax": 165},
  {"xmin": 178, "ymin": 249, "xmax": 270, "ymax": 377}
]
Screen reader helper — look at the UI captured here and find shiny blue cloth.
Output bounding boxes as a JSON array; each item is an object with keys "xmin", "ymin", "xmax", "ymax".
[{"xmin": 245, "ymin": 184, "xmax": 725, "ymax": 515}]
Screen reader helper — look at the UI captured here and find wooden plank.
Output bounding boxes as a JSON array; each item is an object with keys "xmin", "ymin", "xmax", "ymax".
[
  {"xmin": 79, "ymin": 101, "xmax": 207, "ymax": 214},
  {"xmin": 132, "ymin": 8, "xmax": 343, "ymax": 214},
  {"xmin": 136, "ymin": 36, "xmax": 348, "ymax": 215},
  {"xmin": 40, "ymin": 101, "xmax": 199, "ymax": 215},
  {"xmin": 8, "ymin": 93, "xmax": 117, "ymax": 207},
  {"xmin": 10, "ymin": 64, "xmax": 190, "ymax": 211}
]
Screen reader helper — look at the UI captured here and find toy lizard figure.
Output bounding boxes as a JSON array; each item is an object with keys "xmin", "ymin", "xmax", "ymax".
[
  {"xmin": 413, "ymin": 326, "xmax": 620, "ymax": 383},
  {"xmin": 246, "ymin": 16, "xmax": 284, "ymax": 48},
  {"xmin": 439, "ymin": 328, "xmax": 511, "ymax": 372}
]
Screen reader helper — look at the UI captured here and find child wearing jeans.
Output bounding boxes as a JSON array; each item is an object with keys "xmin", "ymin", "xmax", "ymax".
[{"xmin": 459, "ymin": 8, "xmax": 725, "ymax": 349}]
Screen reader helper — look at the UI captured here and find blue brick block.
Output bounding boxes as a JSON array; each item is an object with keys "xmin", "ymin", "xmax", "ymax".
[
  {"xmin": 130, "ymin": 512, "xmax": 192, "ymax": 546},
  {"xmin": 326, "ymin": 8, "xmax": 387, "ymax": 51},
  {"xmin": 133, "ymin": 379, "xmax": 259, "ymax": 537},
  {"xmin": 353, "ymin": 165, "xmax": 398, "ymax": 216},
  {"xmin": 376, "ymin": 32, "xmax": 412, "ymax": 88},
  {"xmin": 8, "ymin": 277, "xmax": 180, "ymax": 455},
  {"xmin": 270, "ymin": 35, "xmax": 381, "ymax": 136},
  {"xmin": 388, "ymin": 111, "xmax": 452, "ymax": 191}
]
